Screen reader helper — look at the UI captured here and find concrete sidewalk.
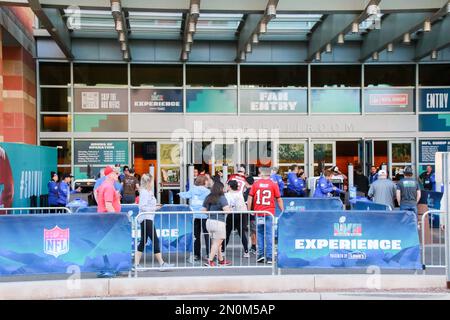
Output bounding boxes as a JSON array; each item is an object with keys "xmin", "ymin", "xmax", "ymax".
[{"xmin": 0, "ymin": 274, "xmax": 447, "ymax": 300}]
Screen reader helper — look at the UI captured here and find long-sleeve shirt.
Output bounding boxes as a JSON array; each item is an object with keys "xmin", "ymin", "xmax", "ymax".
[
  {"xmin": 179, "ymin": 186, "xmax": 210, "ymax": 219},
  {"xmin": 57, "ymin": 181, "xmax": 71, "ymax": 206},
  {"xmin": 47, "ymin": 181, "xmax": 59, "ymax": 206},
  {"xmin": 367, "ymin": 178, "xmax": 397, "ymax": 209},
  {"xmin": 270, "ymin": 173, "xmax": 285, "ymax": 197},
  {"xmin": 313, "ymin": 176, "xmax": 342, "ymax": 198},
  {"xmin": 286, "ymin": 172, "xmax": 305, "ymax": 196},
  {"xmin": 137, "ymin": 188, "xmax": 157, "ymax": 223}
]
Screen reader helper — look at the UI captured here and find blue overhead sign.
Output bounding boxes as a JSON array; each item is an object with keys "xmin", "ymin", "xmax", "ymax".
[{"xmin": 419, "ymin": 88, "xmax": 450, "ymax": 112}]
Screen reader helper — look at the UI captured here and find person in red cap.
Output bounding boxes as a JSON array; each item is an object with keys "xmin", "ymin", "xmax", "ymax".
[{"xmin": 96, "ymin": 166, "xmax": 121, "ymax": 213}]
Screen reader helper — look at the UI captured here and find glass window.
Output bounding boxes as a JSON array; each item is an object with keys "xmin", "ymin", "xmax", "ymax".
[
  {"xmin": 240, "ymin": 65, "xmax": 307, "ymax": 87},
  {"xmin": 57, "ymin": 166, "xmax": 72, "ymax": 177},
  {"xmin": 193, "ymin": 141, "xmax": 212, "ymax": 169},
  {"xmin": 160, "ymin": 144, "xmax": 180, "ymax": 165},
  {"xmin": 365, "ymin": 65, "xmax": 415, "ymax": 87},
  {"xmin": 186, "ymin": 65, "xmax": 237, "ymax": 87},
  {"xmin": 311, "ymin": 65, "xmax": 361, "ymax": 87},
  {"xmin": 313, "ymin": 143, "xmax": 333, "ymax": 176},
  {"xmin": 39, "ymin": 62, "xmax": 70, "ymax": 85},
  {"xmin": 40, "ymin": 140, "xmax": 72, "ymax": 165},
  {"xmin": 73, "ymin": 115, "xmax": 127, "ymax": 132},
  {"xmin": 249, "ymin": 141, "xmax": 272, "ymax": 168},
  {"xmin": 279, "ymin": 144, "xmax": 305, "ymax": 164},
  {"xmin": 391, "ymin": 143, "xmax": 412, "ymax": 163},
  {"xmin": 40, "ymin": 88, "xmax": 70, "ymax": 112},
  {"xmin": 131, "ymin": 64, "xmax": 183, "ymax": 87},
  {"xmin": 73, "ymin": 63, "xmax": 127, "ymax": 86},
  {"xmin": 214, "ymin": 143, "xmax": 235, "ymax": 165},
  {"xmin": 41, "ymin": 115, "xmax": 71, "ymax": 132},
  {"xmin": 419, "ymin": 64, "xmax": 450, "ymax": 86}
]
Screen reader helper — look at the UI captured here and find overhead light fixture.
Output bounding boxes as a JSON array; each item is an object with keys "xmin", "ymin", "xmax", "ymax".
[
  {"xmin": 185, "ymin": 43, "xmax": 191, "ymax": 53},
  {"xmin": 188, "ymin": 21, "xmax": 196, "ymax": 33},
  {"xmin": 387, "ymin": 42, "xmax": 394, "ymax": 52},
  {"xmin": 325, "ymin": 43, "xmax": 332, "ymax": 53},
  {"xmin": 120, "ymin": 42, "xmax": 127, "ymax": 51},
  {"xmin": 240, "ymin": 51, "xmax": 246, "ymax": 61},
  {"xmin": 266, "ymin": 4, "xmax": 276, "ymax": 18},
  {"xmin": 259, "ymin": 22, "xmax": 267, "ymax": 34},
  {"xmin": 315, "ymin": 52, "xmax": 321, "ymax": 61},
  {"xmin": 424, "ymin": 19, "xmax": 431, "ymax": 32},
  {"xmin": 187, "ymin": 33, "xmax": 193, "ymax": 43},
  {"xmin": 190, "ymin": 3, "xmax": 200, "ymax": 18},
  {"xmin": 337, "ymin": 33, "xmax": 344, "ymax": 44},
  {"xmin": 181, "ymin": 51, "xmax": 188, "ymax": 61},
  {"xmin": 403, "ymin": 32, "xmax": 411, "ymax": 43},
  {"xmin": 366, "ymin": 4, "xmax": 380, "ymax": 16},
  {"xmin": 118, "ymin": 32, "xmax": 125, "ymax": 42},
  {"xmin": 115, "ymin": 19, "xmax": 123, "ymax": 32},
  {"xmin": 123, "ymin": 51, "xmax": 129, "ymax": 60},
  {"xmin": 246, "ymin": 43, "xmax": 252, "ymax": 53},
  {"xmin": 111, "ymin": 1, "xmax": 121, "ymax": 17},
  {"xmin": 252, "ymin": 33, "xmax": 259, "ymax": 44},
  {"xmin": 431, "ymin": 50, "xmax": 437, "ymax": 60},
  {"xmin": 351, "ymin": 22, "xmax": 359, "ymax": 33},
  {"xmin": 372, "ymin": 51, "xmax": 379, "ymax": 60}
]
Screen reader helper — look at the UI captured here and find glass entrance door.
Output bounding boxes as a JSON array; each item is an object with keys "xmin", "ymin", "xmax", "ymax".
[
  {"xmin": 275, "ymin": 141, "xmax": 307, "ymax": 178},
  {"xmin": 247, "ymin": 140, "xmax": 274, "ymax": 177},
  {"xmin": 389, "ymin": 141, "xmax": 415, "ymax": 181},
  {"xmin": 158, "ymin": 141, "xmax": 183, "ymax": 204},
  {"xmin": 311, "ymin": 141, "xmax": 336, "ymax": 176}
]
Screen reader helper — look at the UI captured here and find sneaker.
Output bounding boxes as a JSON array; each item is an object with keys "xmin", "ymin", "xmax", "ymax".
[
  {"xmin": 218, "ymin": 259, "xmax": 232, "ymax": 266},
  {"xmin": 204, "ymin": 260, "xmax": 216, "ymax": 267},
  {"xmin": 243, "ymin": 251, "xmax": 250, "ymax": 258},
  {"xmin": 187, "ymin": 255, "xmax": 201, "ymax": 264},
  {"xmin": 257, "ymin": 256, "xmax": 265, "ymax": 263},
  {"xmin": 159, "ymin": 262, "xmax": 174, "ymax": 272},
  {"xmin": 250, "ymin": 247, "xmax": 257, "ymax": 255},
  {"xmin": 266, "ymin": 258, "xmax": 273, "ymax": 264}
]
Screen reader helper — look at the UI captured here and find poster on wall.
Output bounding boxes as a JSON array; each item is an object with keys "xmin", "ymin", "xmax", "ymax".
[
  {"xmin": 419, "ymin": 139, "xmax": 450, "ymax": 163},
  {"xmin": 240, "ymin": 89, "xmax": 307, "ymax": 113},
  {"xmin": 74, "ymin": 141, "xmax": 128, "ymax": 166},
  {"xmin": 311, "ymin": 89, "xmax": 360, "ymax": 113},
  {"xmin": 186, "ymin": 89, "xmax": 237, "ymax": 113},
  {"xmin": 0, "ymin": 143, "xmax": 57, "ymax": 208},
  {"xmin": 419, "ymin": 88, "xmax": 450, "ymax": 112},
  {"xmin": 419, "ymin": 114, "xmax": 450, "ymax": 132},
  {"xmin": 131, "ymin": 89, "xmax": 183, "ymax": 113},
  {"xmin": 74, "ymin": 88, "xmax": 128, "ymax": 113},
  {"xmin": 364, "ymin": 88, "xmax": 414, "ymax": 112}
]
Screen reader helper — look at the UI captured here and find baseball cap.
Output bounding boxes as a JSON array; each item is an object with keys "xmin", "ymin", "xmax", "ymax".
[
  {"xmin": 237, "ymin": 166, "xmax": 246, "ymax": 173},
  {"xmin": 104, "ymin": 166, "xmax": 115, "ymax": 176},
  {"xmin": 404, "ymin": 166, "xmax": 413, "ymax": 175},
  {"xmin": 378, "ymin": 169, "xmax": 387, "ymax": 176},
  {"xmin": 333, "ymin": 166, "xmax": 339, "ymax": 172},
  {"xmin": 62, "ymin": 173, "xmax": 71, "ymax": 179}
]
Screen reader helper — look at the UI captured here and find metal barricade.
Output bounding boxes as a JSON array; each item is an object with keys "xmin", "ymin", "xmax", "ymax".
[
  {"xmin": 421, "ymin": 210, "xmax": 446, "ymax": 269},
  {"xmin": 133, "ymin": 210, "xmax": 276, "ymax": 277},
  {"xmin": 0, "ymin": 207, "xmax": 71, "ymax": 214}
]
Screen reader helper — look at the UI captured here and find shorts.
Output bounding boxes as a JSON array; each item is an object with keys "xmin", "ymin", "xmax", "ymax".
[
  {"xmin": 250, "ymin": 214, "xmax": 256, "ymax": 233},
  {"xmin": 206, "ymin": 219, "xmax": 226, "ymax": 240}
]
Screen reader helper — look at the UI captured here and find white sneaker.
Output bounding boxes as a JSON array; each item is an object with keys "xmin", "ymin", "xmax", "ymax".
[
  {"xmin": 243, "ymin": 251, "xmax": 250, "ymax": 258},
  {"xmin": 187, "ymin": 255, "xmax": 195, "ymax": 264},
  {"xmin": 159, "ymin": 262, "xmax": 174, "ymax": 272}
]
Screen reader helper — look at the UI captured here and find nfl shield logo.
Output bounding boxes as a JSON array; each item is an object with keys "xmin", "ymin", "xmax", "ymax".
[{"xmin": 44, "ymin": 226, "xmax": 70, "ymax": 258}]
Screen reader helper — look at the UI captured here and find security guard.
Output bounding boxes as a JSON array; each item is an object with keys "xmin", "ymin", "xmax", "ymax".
[
  {"xmin": 270, "ymin": 166, "xmax": 285, "ymax": 196},
  {"xmin": 419, "ymin": 165, "xmax": 436, "ymax": 191},
  {"xmin": 47, "ymin": 172, "xmax": 59, "ymax": 207},
  {"xmin": 313, "ymin": 170, "xmax": 343, "ymax": 198},
  {"xmin": 286, "ymin": 165, "xmax": 306, "ymax": 197}
]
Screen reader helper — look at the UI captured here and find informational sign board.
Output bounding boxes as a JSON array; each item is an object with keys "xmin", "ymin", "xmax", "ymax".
[
  {"xmin": 131, "ymin": 89, "xmax": 183, "ymax": 113},
  {"xmin": 74, "ymin": 141, "xmax": 128, "ymax": 165},
  {"xmin": 419, "ymin": 139, "xmax": 450, "ymax": 163},
  {"xmin": 365, "ymin": 88, "xmax": 414, "ymax": 112},
  {"xmin": 74, "ymin": 88, "xmax": 128, "ymax": 113},
  {"xmin": 419, "ymin": 88, "xmax": 450, "ymax": 112},
  {"xmin": 240, "ymin": 89, "xmax": 307, "ymax": 113},
  {"xmin": 186, "ymin": 89, "xmax": 237, "ymax": 113}
]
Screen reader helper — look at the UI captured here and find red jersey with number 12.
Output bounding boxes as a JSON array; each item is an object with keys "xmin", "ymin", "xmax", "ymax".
[{"xmin": 249, "ymin": 178, "xmax": 280, "ymax": 216}]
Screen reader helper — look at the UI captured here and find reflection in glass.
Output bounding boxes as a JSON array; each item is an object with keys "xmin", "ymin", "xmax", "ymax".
[
  {"xmin": 214, "ymin": 143, "xmax": 235, "ymax": 165},
  {"xmin": 249, "ymin": 141, "xmax": 272, "ymax": 166},
  {"xmin": 160, "ymin": 144, "xmax": 180, "ymax": 165},
  {"xmin": 41, "ymin": 115, "xmax": 71, "ymax": 132},
  {"xmin": 41, "ymin": 88, "xmax": 70, "ymax": 112},
  {"xmin": 391, "ymin": 143, "xmax": 412, "ymax": 163},
  {"xmin": 40, "ymin": 140, "xmax": 72, "ymax": 165},
  {"xmin": 279, "ymin": 144, "xmax": 304, "ymax": 164}
]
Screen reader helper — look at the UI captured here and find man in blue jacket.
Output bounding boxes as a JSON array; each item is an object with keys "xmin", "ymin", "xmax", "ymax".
[
  {"xmin": 57, "ymin": 173, "xmax": 72, "ymax": 207},
  {"xmin": 286, "ymin": 165, "xmax": 306, "ymax": 197},
  {"xmin": 314, "ymin": 170, "xmax": 344, "ymax": 198},
  {"xmin": 47, "ymin": 172, "xmax": 59, "ymax": 207},
  {"xmin": 270, "ymin": 167, "xmax": 285, "ymax": 196}
]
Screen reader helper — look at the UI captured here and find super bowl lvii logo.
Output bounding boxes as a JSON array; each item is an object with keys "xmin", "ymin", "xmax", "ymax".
[
  {"xmin": 44, "ymin": 226, "xmax": 70, "ymax": 258},
  {"xmin": 333, "ymin": 216, "xmax": 362, "ymax": 237}
]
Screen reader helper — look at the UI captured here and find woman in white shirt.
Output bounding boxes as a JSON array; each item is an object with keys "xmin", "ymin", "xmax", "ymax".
[{"xmin": 135, "ymin": 174, "xmax": 173, "ymax": 269}]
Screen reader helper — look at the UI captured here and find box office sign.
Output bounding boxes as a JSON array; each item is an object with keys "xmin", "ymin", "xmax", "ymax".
[
  {"xmin": 240, "ymin": 89, "xmax": 307, "ymax": 113},
  {"xmin": 131, "ymin": 89, "xmax": 183, "ymax": 113},
  {"xmin": 74, "ymin": 88, "xmax": 128, "ymax": 113},
  {"xmin": 365, "ymin": 88, "xmax": 414, "ymax": 113},
  {"xmin": 74, "ymin": 141, "xmax": 128, "ymax": 165},
  {"xmin": 419, "ymin": 88, "xmax": 450, "ymax": 112}
]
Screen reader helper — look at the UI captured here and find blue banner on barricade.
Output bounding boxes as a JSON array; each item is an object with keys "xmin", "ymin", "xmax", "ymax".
[
  {"xmin": 276, "ymin": 197, "xmax": 343, "ymax": 217},
  {"xmin": 77, "ymin": 205, "xmax": 140, "ymax": 218},
  {"xmin": 277, "ymin": 210, "xmax": 421, "ymax": 269},
  {"xmin": 352, "ymin": 200, "xmax": 391, "ymax": 211},
  {"xmin": 0, "ymin": 213, "xmax": 131, "ymax": 276},
  {"xmin": 135, "ymin": 205, "xmax": 193, "ymax": 253}
]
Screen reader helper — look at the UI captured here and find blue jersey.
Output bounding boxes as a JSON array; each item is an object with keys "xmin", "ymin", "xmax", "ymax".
[
  {"xmin": 313, "ymin": 176, "xmax": 342, "ymax": 198},
  {"xmin": 369, "ymin": 173, "xmax": 378, "ymax": 184},
  {"xmin": 47, "ymin": 181, "xmax": 59, "ymax": 206},
  {"xmin": 286, "ymin": 172, "xmax": 305, "ymax": 196},
  {"xmin": 270, "ymin": 173, "xmax": 285, "ymax": 196}
]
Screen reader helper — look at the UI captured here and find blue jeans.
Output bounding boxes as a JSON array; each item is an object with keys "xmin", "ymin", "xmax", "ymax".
[
  {"xmin": 400, "ymin": 204, "xmax": 417, "ymax": 215},
  {"xmin": 257, "ymin": 215, "xmax": 273, "ymax": 260}
]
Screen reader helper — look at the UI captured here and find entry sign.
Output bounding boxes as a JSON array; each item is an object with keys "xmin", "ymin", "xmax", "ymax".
[
  {"xmin": 419, "ymin": 88, "xmax": 450, "ymax": 112},
  {"xmin": 419, "ymin": 139, "xmax": 450, "ymax": 163},
  {"xmin": 74, "ymin": 140, "xmax": 128, "ymax": 165},
  {"xmin": 240, "ymin": 89, "xmax": 307, "ymax": 113},
  {"xmin": 277, "ymin": 210, "xmax": 421, "ymax": 269}
]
